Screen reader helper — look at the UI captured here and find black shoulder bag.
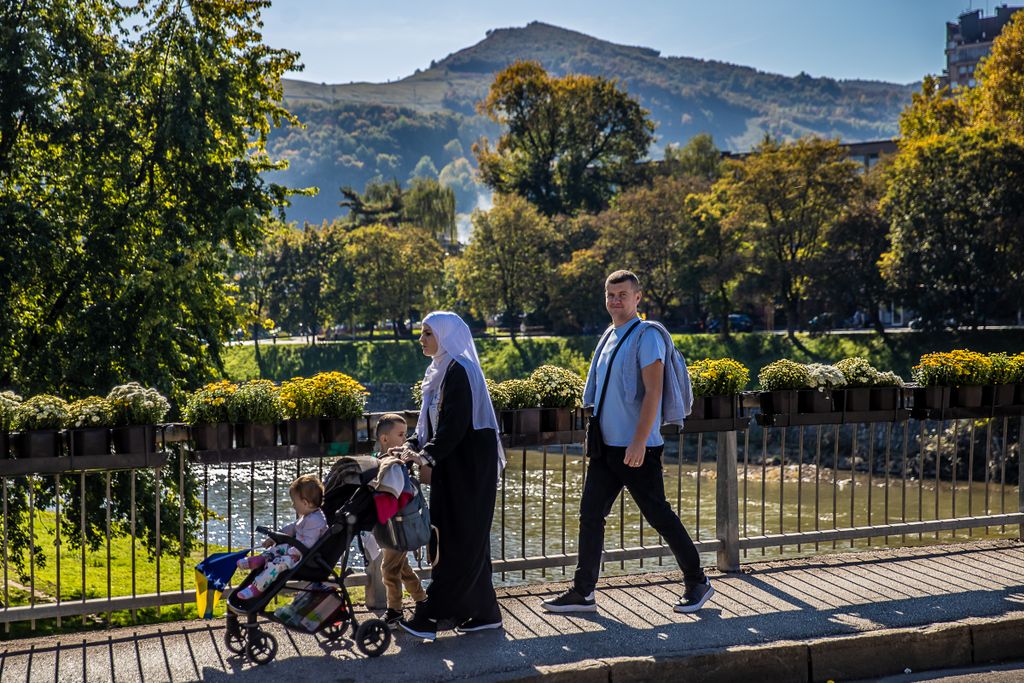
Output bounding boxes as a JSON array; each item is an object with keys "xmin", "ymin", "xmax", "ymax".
[{"xmin": 585, "ymin": 319, "xmax": 642, "ymax": 458}]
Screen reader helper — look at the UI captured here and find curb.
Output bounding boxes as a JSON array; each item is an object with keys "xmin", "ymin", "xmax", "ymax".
[{"xmin": 499, "ymin": 613, "xmax": 1024, "ymax": 683}]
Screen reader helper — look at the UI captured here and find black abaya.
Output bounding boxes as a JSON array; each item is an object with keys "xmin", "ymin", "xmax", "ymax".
[{"xmin": 410, "ymin": 362, "xmax": 500, "ymax": 624}]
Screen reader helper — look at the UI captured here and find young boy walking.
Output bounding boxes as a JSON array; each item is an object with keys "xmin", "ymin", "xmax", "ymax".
[{"xmin": 372, "ymin": 413, "xmax": 427, "ymax": 624}]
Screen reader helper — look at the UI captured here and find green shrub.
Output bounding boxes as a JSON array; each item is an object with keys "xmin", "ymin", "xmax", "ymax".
[
  {"xmin": 835, "ymin": 357, "xmax": 878, "ymax": 387},
  {"xmin": 758, "ymin": 359, "xmax": 811, "ymax": 391},
  {"xmin": 65, "ymin": 396, "xmax": 115, "ymax": 429},
  {"xmin": 874, "ymin": 371, "xmax": 905, "ymax": 387},
  {"xmin": 106, "ymin": 382, "xmax": 170, "ymax": 425},
  {"xmin": 228, "ymin": 380, "xmax": 283, "ymax": 424},
  {"xmin": 529, "ymin": 365, "xmax": 585, "ymax": 408},
  {"xmin": 0, "ymin": 390, "xmax": 23, "ymax": 431},
  {"xmin": 183, "ymin": 380, "xmax": 237, "ymax": 424},
  {"xmin": 689, "ymin": 358, "xmax": 749, "ymax": 396},
  {"xmin": 13, "ymin": 394, "xmax": 69, "ymax": 431},
  {"xmin": 496, "ymin": 379, "xmax": 541, "ymax": 410}
]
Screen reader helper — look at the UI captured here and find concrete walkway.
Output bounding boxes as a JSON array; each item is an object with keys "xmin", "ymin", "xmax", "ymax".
[{"xmin": 2, "ymin": 540, "xmax": 1022, "ymax": 682}]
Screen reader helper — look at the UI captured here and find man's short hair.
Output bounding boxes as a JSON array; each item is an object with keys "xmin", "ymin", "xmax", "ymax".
[
  {"xmin": 289, "ymin": 474, "xmax": 324, "ymax": 507},
  {"xmin": 605, "ymin": 270, "xmax": 641, "ymax": 290},
  {"xmin": 375, "ymin": 412, "xmax": 407, "ymax": 439}
]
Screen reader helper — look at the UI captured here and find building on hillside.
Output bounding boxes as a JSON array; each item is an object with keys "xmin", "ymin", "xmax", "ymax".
[{"xmin": 943, "ymin": 5, "xmax": 1022, "ymax": 88}]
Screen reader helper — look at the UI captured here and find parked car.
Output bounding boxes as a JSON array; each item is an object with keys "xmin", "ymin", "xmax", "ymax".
[{"xmin": 706, "ymin": 313, "xmax": 754, "ymax": 333}]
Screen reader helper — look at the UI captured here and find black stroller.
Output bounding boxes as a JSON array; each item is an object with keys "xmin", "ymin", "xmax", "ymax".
[{"xmin": 225, "ymin": 455, "xmax": 390, "ymax": 664}]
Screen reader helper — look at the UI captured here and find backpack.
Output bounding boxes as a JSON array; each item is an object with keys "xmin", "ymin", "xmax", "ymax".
[{"xmin": 372, "ymin": 477, "xmax": 431, "ymax": 552}]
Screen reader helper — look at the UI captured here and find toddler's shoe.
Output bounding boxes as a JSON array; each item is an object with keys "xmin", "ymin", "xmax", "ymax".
[
  {"xmin": 235, "ymin": 585, "xmax": 263, "ymax": 602},
  {"xmin": 237, "ymin": 555, "xmax": 266, "ymax": 571}
]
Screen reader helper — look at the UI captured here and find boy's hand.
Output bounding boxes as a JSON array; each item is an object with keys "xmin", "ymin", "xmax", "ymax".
[{"xmin": 262, "ymin": 537, "xmax": 274, "ymax": 548}]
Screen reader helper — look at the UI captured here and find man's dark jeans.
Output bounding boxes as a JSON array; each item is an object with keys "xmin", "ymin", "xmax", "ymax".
[{"xmin": 573, "ymin": 444, "xmax": 705, "ymax": 596}]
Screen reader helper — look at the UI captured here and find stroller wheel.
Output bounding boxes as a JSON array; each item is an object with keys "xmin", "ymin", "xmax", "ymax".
[
  {"xmin": 224, "ymin": 627, "xmax": 247, "ymax": 654},
  {"xmin": 355, "ymin": 618, "xmax": 392, "ymax": 658},
  {"xmin": 321, "ymin": 619, "xmax": 351, "ymax": 642},
  {"xmin": 246, "ymin": 628, "xmax": 278, "ymax": 665}
]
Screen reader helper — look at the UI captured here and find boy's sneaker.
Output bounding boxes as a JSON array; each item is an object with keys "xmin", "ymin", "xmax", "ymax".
[
  {"xmin": 383, "ymin": 608, "xmax": 403, "ymax": 626},
  {"xmin": 540, "ymin": 589, "xmax": 597, "ymax": 613},
  {"xmin": 398, "ymin": 613, "xmax": 437, "ymax": 641},
  {"xmin": 455, "ymin": 617, "xmax": 503, "ymax": 633},
  {"xmin": 674, "ymin": 577, "xmax": 714, "ymax": 613}
]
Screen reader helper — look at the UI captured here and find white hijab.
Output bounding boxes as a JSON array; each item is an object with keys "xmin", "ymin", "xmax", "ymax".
[{"xmin": 416, "ymin": 311, "xmax": 506, "ymax": 474}]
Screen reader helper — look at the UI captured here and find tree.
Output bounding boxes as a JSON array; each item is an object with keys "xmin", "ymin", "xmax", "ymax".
[
  {"xmin": 456, "ymin": 194, "xmax": 558, "ymax": 347},
  {"xmin": 403, "ymin": 177, "xmax": 457, "ymax": 245},
  {"xmin": 717, "ymin": 137, "xmax": 860, "ymax": 336},
  {"xmin": 898, "ymin": 75, "xmax": 970, "ymax": 141},
  {"xmin": 688, "ymin": 188, "xmax": 751, "ymax": 336},
  {"xmin": 548, "ymin": 248, "xmax": 609, "ymax": 334},
  {"xmin": 596, "ymin": 176, "xmax": 706, "ymax": 322},
  {"xmin": 804, "ymin": 161, "xmax": 891, "ymax": 334},
  {"xmin": 474, "ymin": 61, "xmax": 655, "ymax": 216},
  {"xmin": 974, "ymin": 8, "xmax": 1024, "ymax": 143},
  {"xmin": 663, "ymin": 133, "xmax": 723, "ymax": 184},
  {"xmin": 439, "ymin": 157, "xmax": 482, "ymax": 213},
  {"xmin": 230, "ymin": 220, "xmax": 287, "ymax": 378},
  {"xmin": 342, "ymin": 224, "xmax": 444, "ymax": 338},
  {"xmin": 266, "ymin": 221, "xmax": 340, "ymax": 344},
  {"xmin": 880, "ymin": 128, "xmax": 1024, "ymax": 328},
  {"xmin": 0, "ymin": 0, "xmax": 298, "ymax": 572},
  {"xmin": 339, "ymin": 179, "xmax": 404, "ymax": 227}
]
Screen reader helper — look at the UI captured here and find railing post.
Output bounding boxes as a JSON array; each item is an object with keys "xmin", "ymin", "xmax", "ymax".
[{"xmin": 716, "ymin": 430, "xmax": 740, "ymax": 572}]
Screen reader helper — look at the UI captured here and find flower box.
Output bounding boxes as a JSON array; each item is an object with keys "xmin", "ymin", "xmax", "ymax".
[
  {"xmin": 688, "ymin": 398, "xmax": 706, "ymax": 420},
  {"xmin": 320, "ymin": 418, "xmax": 355, "ymax": 449},
  {"xmin": 844, "ymin": 387, "xmax": 872, "ymax": 412},
  {"xmin": 758, "ymin": 390, "xmax": 796, "ymax": 416},
  {"xmin": 13, "ymin": 430, "xmax": 63, "ymax": 458},
  {"xmin": 983, "ymin": 383, "xmax": 1016, "ymax": 408},
  {"xmin": 871, "ymin": 387, "xmax": 901, "ymax": 411},
  {"xmin": 192, "ymin": 423, "xmax": 233, "ymax": 451},
  {"xmin": 112, "ymin": 424, "xmax": 156, "ymax": 454},
  {"xmin": 706, "ymin": 395, "xmax": 736, "ymax": 419},
  {"xmin": 1016, "ymin": 383, "xmax": 1024, "ymax": 406},
  {"xmin": 913, "ymin": 385, "xmax": 950, "ymax": 411},
  {"xmin": 541, "ymin": 408, "xmax": 573, "ymax": 432},
  {"xmin": 798, "ymin": 389, "xmax": 834, "ymax": 414},
  {"xmin": 951, "ymin": 385, "xmax": 983, "ymax": 408},
  {"xmin": 284, "ymin": 418, "xmax": 320, "ymax": 446},
  {"xmin": 0, "ymin": 431, "xmax": 7, "ymax": 459},
  {"xmin": 70, "ymin": 428, "xmax": 111, "ymax": 456},
  {"xmin": 236, "ymin": 423, "xmax": 278, "ymax": 448},
  {"xmin": 506, "ymin": 408, "xmax": 541, "ymax": 435}
]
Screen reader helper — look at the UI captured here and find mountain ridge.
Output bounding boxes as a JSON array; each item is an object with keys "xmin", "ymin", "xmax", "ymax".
[{"xmin": 269, "ymin": 21, "xmax": 916, "ymax": 225}]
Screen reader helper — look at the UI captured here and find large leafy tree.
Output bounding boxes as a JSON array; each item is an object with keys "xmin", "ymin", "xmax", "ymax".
[
  {"xmin": 596, "ymin": 176, "xmax": 705, "ymax": 322},
  {"xmin": 0, "ymin": 0, "xmax": 299, "ymax": 576},
  {"xmin": 456, "ymin": 194, "xmax": 558, "ymax": 345},
  {"xmin": 973, "ymin": 8, "xmax": 1024, "ymax": 143},
  {"xmin": 716, "ymin": 137, "xmax": 860, "ymax": 336},
  {"xmin": 880, "ymin": 128, "xmax": 1024, "ymax": 328},
  {"xmin": 0, "ymin": 0, "xmax": 302, "ymax": 403},
  {"xmin": 341, "ymin": 224, "xmax": 444, "ymax": 338},
  {"xmin": 474, "ymin": 61, "xmax": 654, "ymax": 216}
]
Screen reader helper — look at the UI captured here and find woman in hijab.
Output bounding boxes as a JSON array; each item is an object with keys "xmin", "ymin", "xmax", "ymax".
[{"xmin": 395, "ymin": 311, "xmax": 506, "ymax": 641}]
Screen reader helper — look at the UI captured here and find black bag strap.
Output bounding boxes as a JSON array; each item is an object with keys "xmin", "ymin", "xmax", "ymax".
[{"xmin": 593, "ymin": 319, "xmax": 643, "ymax": 419}]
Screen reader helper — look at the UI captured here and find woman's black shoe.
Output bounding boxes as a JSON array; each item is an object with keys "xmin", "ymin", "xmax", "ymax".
[
  {"xmin": 455, "ymin": 617, "xmax": 503, "ymax": 633},
  {"xmin": 398, "ymin": 613, "xmax": 437, "ymax": 641}
]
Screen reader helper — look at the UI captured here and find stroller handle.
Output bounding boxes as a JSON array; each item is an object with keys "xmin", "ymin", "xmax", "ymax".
[{"xmin": 255, "ymin": 525, "xmax": 311, "ymax": 554}]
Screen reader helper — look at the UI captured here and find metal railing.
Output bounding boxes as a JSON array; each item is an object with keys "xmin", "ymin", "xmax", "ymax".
[{"xmin": 1, "ymin": 408, "xmax": 1021, "ymax": 632}]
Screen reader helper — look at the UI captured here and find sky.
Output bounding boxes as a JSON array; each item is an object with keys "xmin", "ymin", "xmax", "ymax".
[{"xmin": 259, "ymin": 0, "xmax": 990, "ymax": 86}]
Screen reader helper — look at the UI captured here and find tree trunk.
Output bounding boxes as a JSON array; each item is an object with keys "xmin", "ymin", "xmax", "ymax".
[{"xmin": 252, "ymin": 322, "xmax": 264, "ymax": 379}]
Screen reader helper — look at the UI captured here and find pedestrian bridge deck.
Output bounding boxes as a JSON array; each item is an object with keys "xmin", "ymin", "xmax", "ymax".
[{"xmin": 2, "ymin": 540, "xmax": 1022, "ymax": 682}]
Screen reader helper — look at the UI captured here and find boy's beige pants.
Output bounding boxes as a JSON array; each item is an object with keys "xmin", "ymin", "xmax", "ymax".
[{"xmin": 381, "ymin": 548, "xmax": 426, "ymax": 610}]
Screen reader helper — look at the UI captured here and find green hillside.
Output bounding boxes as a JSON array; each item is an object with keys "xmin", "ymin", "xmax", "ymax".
[{"xmin": 268, "ymin": 22, "xmax": 916, "ymax": 225}]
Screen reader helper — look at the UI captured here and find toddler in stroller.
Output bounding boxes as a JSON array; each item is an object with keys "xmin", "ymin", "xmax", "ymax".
[{"xmin": 225, "ymin": 455, "xmax": 391, "ymax": 665}]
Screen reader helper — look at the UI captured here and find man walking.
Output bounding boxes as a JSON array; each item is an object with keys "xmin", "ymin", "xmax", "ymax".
[{"xmin": 542, "ymin": 270, "xmax": 713, "ymax": 614}]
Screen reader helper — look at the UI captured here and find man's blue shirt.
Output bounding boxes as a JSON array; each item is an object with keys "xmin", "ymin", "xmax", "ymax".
[{"xmin": 593, "ymin": 317, "xmax": 666, "ymax": 447}]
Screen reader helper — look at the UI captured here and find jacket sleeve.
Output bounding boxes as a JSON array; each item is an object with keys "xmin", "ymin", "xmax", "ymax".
[{"xmin": 419, "ymin": 362, "xmax": 473, "ymax": 466}]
